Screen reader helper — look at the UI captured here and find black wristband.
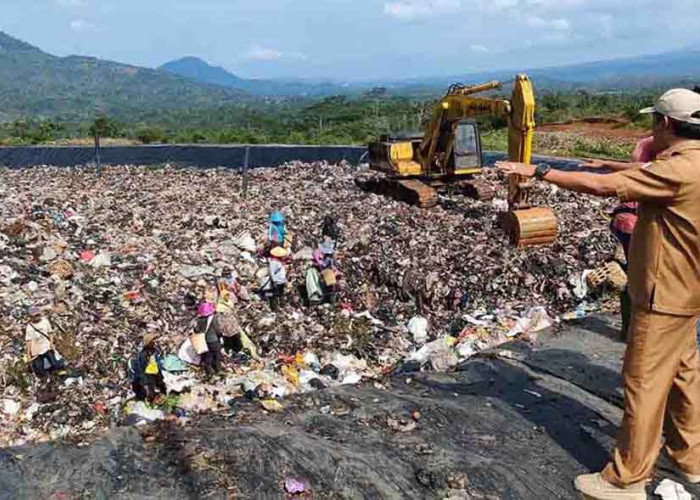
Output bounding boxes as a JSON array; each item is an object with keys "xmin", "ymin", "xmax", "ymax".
[{"xmin": 535, "ymin": 163, "xmax": 551, "ymax": 180}]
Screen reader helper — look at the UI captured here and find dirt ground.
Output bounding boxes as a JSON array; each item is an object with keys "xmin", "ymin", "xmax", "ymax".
[
  {"xmin": 2, "ymin": 315, "xmax": 697, "ymax": 499},
  {"xmin": 538, "ymin": 118, "xmax": 648, "ymax": 141}
]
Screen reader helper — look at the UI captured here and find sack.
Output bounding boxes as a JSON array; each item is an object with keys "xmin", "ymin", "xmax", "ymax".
[
  {"xmin": 178, "ymin": 338, "xmax": 201, "ymax": 366},
  {"xmin": 218, "ymin": 313, "xmax": 242, "ymax": 338},
  {"xmin": 145, "ymin": 355, "xmax": 159, "ymax": 375},
  {"xmin": 322, "ymin": 268, "xmax": 337, "ymax": 286},
  {"xmin": 306, "ymin": 268, "xmax": 323, "ymax": 303},
  {"xmin": 190, "ymin": 333, "xmax": 209, "ymax": 354},
  {"xmin": 189, "ymin": 315, "xmax": 213, "ymax": 354}
]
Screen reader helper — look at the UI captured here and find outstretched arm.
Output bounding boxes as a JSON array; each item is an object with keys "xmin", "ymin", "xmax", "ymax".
[
  {"xmin": 496, "ymin": 161, "xmax": 621, "ymax": 197},
  {"xmin": 580, "ymin": 158, "xmax": 645, "ymax": 172}
]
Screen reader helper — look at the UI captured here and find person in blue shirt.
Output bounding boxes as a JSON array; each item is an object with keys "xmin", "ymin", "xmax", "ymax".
[{"xmin": 128, "ymin": 333, "xmax": 166, "ymax": 402}]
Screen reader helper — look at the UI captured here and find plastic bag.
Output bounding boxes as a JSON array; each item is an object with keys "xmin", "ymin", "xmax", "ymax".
[{"xmin": 145, "ymin": 355, "xmax": 159, "ymax": 375}]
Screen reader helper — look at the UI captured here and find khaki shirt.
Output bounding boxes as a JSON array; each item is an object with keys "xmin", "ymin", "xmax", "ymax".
[{"xmin": 612, "ymin": 140, "xmax": 700, "ymax": 316}]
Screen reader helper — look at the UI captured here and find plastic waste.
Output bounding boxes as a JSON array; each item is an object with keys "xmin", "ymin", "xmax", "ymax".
[
  {"xmin": 654, "ymin": 479, "xmax": 691, "ymax": 500},
  {"xmin": 409, "ymin": 336, "xmax": 459, "ymax": 372},
  {"xmin": 408, "ymin": 316, "xmax": 429, "ymax": 345},
  {"xmin": 162, "ymin": 354, "xmax": 189, "ymax": 373},
  {"xmin": 178, "ymin": 338, "xmax": 202, "ymax": 366},
  {"xmin": 179, "ymin": 264, "xmax": 215, "ymax": 279},
  {"xmin": 124, "ymin": 401, "xmax": 165, "ymax": 423},
  {"xmin": 261, "ymin": 399, "xmax": 284, "ymax": 412},
  {"xmin": 571, "ymin": 270, "xmax": 593, "ymax": 299},
  {"xmin": 232, "ymin": 231, "xmax": 257, "ymax": 253},
  {"xmin": 89, "ymin": 252, "xmax": 112, "ymax": 268},
  {"xmin": 1, "ymin": 399, "xmax": 20, "ymax": 416},
  {"xmin": 284, "ymin": 477, "xmax": 308, "ymax": 494},
  {"xmin": 506, "ymin": 307, "xmax": 552, "ymax": 338},
  {"xmin": 162, "ymin": 372, "xmax": 196, "ymax": 393},
  {"xmin": 303, "ymin": 351, "xmax": 321, "ymax": 371}
]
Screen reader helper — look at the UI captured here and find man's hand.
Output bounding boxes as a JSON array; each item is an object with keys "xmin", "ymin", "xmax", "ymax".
[
  {"xmin": 495, "ymin": 161, "xmax": 536, "ymax": 178},
  {"xmin": 580, "ymin": 158, "xmax": 607, "ymax": 169}
]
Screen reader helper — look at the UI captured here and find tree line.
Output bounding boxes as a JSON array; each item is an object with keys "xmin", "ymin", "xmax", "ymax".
[{"xmin": 0, "ymin": 88, "xmax": 658, "ymax": 147}]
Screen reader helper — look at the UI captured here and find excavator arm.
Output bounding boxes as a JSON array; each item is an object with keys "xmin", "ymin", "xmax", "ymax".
[{"xmin": 418, "ymin": 74, "xmax": 556, "ymax": 246}]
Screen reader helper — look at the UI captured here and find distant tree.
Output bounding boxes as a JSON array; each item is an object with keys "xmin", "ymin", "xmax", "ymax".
[
  {"xmin": 89, "ymin": 116, "xmax": 116, "ymax": 174},
  {"xmin": 136, "ymin": 126, "xmax": 166, "ymax": 144}
]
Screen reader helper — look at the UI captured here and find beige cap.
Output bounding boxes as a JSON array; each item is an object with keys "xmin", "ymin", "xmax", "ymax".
[{"xmin": 640, "ymin": 88, "xmax": 700, "ymax": 125}]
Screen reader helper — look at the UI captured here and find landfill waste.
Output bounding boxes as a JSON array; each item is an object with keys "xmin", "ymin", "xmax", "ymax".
[
  {"xmin": 408, "ymin": 316, "xmax": 429, "ymax": 345},
  {"xmin": 655, "ymin": 479, "xmax": 692, "ymax": 500},
  {"xmin": 1, "ymin": 399, "xmax": 20, "ymax": 416},
  {"xmin": 505, "ymin": 306, "xmax": 553, "ymax": 338},
  {"xmin": 0, "ymin": 162, "xmax": 619, "ymax": 447},
  {"xmin": 123, "ymin": 401, "xmax": 165, "ymax": 425},
  {"xmin": 284, "ymin": 476, "xmax": 308, "ymax": 495}
]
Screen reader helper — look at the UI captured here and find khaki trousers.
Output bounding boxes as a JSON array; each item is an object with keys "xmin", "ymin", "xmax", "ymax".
[{"xmin": 603, "ymin": 308, "xmax": 700, "ymax": 486}]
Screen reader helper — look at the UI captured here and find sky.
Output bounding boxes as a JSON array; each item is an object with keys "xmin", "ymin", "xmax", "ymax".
[{"xmin": 1, "ymin": 0, "xmax": 700, "ymax": 81}]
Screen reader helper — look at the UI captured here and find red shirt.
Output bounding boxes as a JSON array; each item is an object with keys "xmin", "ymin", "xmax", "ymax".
[{"xmin": 611, "ymin": 137, "xmax": 655, "ymax": 235}]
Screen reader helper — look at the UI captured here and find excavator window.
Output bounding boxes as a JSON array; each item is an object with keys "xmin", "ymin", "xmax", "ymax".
[{"xmin": 453, "ymin": 121, "xmax": 482, "ymax": 170}]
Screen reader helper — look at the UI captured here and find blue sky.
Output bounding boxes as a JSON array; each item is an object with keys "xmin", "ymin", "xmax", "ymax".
[{"xmin": 2, "ymin": 0, "xmax": 700, "ymax": 80}]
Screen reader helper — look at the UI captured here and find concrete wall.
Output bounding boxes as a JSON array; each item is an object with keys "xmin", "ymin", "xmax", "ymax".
[{"xmin": 0, "ymin": 144, "xmax": 368, "ymax": 169}]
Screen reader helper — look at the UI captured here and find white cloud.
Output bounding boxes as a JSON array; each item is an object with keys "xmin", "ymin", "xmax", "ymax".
[
  {"xmin": 245, "ymin": 45, "xmax": 307, "ymax": 62},
  {"xmin": 470, "ymin": 44, "xmax": 490, "ymax": 54},
  {"xmin": 524, "ymin": 0, "xmax": 586, "ymax": 9},
  {"xmin": 55, "ymin": 0, "xmax": 88, "ymax": 7},
  {"xmin": 477, "ymin": 0, "xmax": 518, "ymax": 13},
  {"xmin": 69, "ymin": 18, "xmax": 95, "ymax": 31},
  {"xmin": 384, "ymin": 0, "xmax": 461, "ymax": 21},
  {"xmin": 524, "ymin": 14, "xmax": 570, "ymax": 31},
  {"xmin": 550, "ymin": 18, "xmax": 571, "ymax": 31},
  {"xmin": 247, "ymin": 45, "xmax": 283, "ymax": 61}
]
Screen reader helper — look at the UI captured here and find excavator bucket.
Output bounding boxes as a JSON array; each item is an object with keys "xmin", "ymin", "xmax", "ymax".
[
  {"xmin": 508, "ymin": 207, "xmax": 558, "ymax": 247},
  {"xmin": 506, "ymin": 74, "xmax": 558, "ymax": 247}
]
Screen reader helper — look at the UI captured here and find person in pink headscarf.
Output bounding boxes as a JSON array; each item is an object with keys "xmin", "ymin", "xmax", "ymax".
[{"xmin": 194, "ymin": 302, "xmax": 223, "ymax": 375}]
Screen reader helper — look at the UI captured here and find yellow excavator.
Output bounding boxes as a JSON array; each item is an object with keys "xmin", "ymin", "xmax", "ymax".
[{"xmin": 360, "ymin": 74, "xmax": 557, "ymax": 247}]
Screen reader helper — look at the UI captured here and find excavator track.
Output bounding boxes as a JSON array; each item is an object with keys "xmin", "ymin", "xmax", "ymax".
[
  {"xmin": 356, "ymin": 177, "xmax": 438, "ymax": 208},
  {"xmin": 453, "ymin": 179, "xmax": 496, "ymax": 201}
]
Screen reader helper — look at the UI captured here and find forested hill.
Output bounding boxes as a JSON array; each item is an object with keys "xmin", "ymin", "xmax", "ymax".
[{"xmin": 0, "ymin": 31, "xmax": 247, "ymax": 121}]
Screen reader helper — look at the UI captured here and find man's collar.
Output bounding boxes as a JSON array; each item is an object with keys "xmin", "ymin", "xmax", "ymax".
[{"xmin": 657, "ymin": 140, "xmax": 700, "ymax": 160}]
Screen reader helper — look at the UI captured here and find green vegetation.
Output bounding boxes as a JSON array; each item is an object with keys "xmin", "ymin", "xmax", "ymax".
[
  {"xmin": 0, "ymin": 89, "xmax": 651, "ymax": 140},
  {"xmin": 0, "ymin": 89, "xmax": 653, "ymax": 162}
]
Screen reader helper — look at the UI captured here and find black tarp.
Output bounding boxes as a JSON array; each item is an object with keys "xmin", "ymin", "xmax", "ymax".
[
  {"xmin": 0, "ymin": 145, "xmax": 368, "ymax": 169},
  {"xmin": 0, "ymin": 145, "xmax": 582, "ymax": 171}
]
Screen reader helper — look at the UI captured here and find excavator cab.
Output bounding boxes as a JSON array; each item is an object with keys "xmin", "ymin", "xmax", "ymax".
[{"xmin": 453, "ymin": 121, "xmax": 482, "ymax": 173}]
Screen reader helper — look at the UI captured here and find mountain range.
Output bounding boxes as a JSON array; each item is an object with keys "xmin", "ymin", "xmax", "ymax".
[
  {"xmin": 160, "ymin": 48, "xmax": 700, "ymax": 96},
  {"xmin": 159, "ymin": 57, "xmax": 344, "ymax": 97},
  {"xmin": 0, "ymin": 31, "xmax": 246, "ymax": 121},
  {"xmin": 0, "ymin": 29, "xmax": 699, "ymax": 121}
]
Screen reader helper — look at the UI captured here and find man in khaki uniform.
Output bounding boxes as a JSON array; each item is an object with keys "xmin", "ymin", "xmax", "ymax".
[{"xmin": 497, "ymin": 88, "xmax": 700, "ymax": 499}]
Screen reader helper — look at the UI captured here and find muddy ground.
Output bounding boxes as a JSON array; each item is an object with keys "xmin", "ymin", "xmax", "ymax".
[{"xmin": 1, "ymin": 315, "xmax": 695, "ymax": 499}]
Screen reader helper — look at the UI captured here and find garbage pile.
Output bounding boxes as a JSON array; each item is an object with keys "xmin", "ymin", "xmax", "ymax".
[{"xmin": 0, "ymin": 161, "xmax": 618, "ymax": 447}]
